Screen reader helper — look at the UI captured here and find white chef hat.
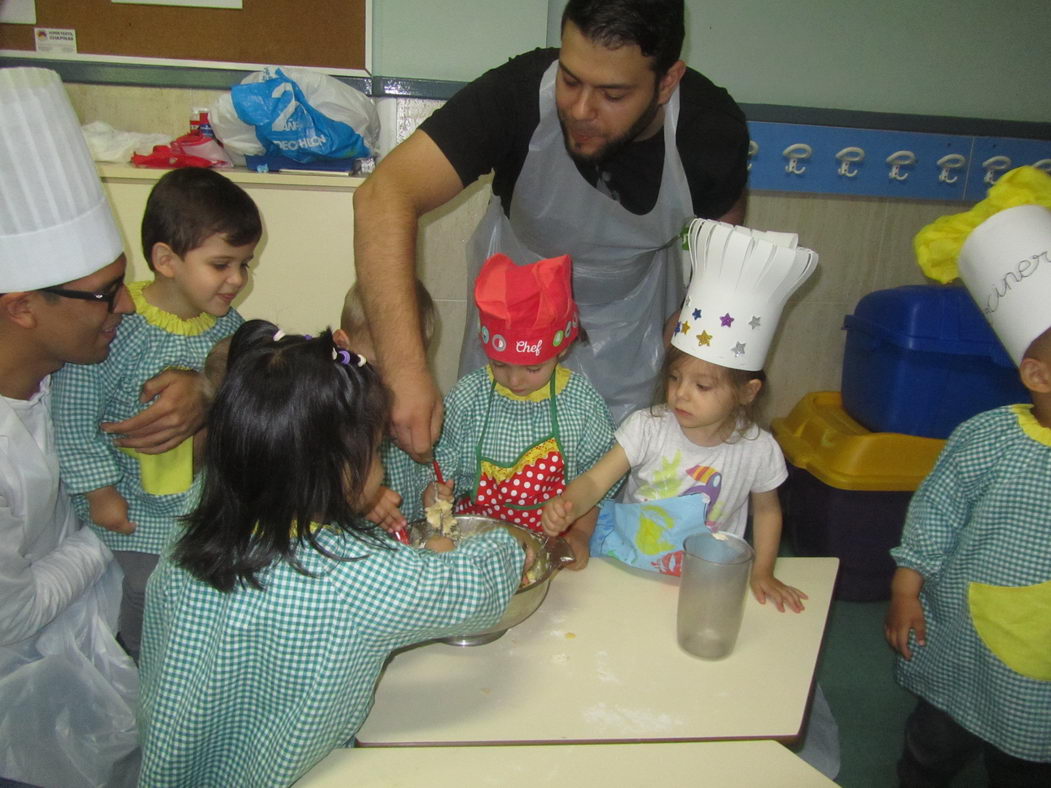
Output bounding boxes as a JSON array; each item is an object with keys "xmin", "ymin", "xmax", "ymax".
[
  {"xmin": 0, "ymin": 67, "xmax": 123, "ymax": 292},
  {"xmin": 671, "ymin": 218, "xmax": 818, "ymax": 371},
  {"xmin": 914, "ymin": 166, "xmax": 1051, "ymax": 366},
  {"xmin": 957, "ymin": 204, "xmax": 1051, "ymax": 365}
]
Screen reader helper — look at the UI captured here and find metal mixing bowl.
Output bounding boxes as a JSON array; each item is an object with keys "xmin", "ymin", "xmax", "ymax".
[{"xmin": 406, "ymin": 515, "xmax": 575, "ymax": 646}]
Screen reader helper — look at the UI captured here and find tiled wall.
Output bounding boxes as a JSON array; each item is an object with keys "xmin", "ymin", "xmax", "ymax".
[{"xmin": 67, "ymin": 83, "xmax": 962, "ymax": 423}]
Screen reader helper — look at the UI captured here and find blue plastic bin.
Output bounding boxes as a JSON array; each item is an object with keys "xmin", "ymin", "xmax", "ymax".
[{"xmin": 841, "ymin": 285, "xmax": 1028, "ymax": 439}]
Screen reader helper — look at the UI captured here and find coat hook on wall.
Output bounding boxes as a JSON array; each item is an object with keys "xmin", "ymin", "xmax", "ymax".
[
  {"xmin": 835, "ymin": 146, "xmax": 865, "ymax": 177},
  {"xmin": 936, "ymin": 153, "xmax": 967, "ymax": 184},
  {"xmin": 982, "ymin": 155, "xmax": 1012, "ymax": 185},
  {"xmin": 1032, "ymin": 158, "xmax": 1051, "ymax": 175},
  {"xmin": 783, "ymin": 143, "xmax": 811, "ymax": 175},
  {"xmin": 747, "ymin": 140, "xmax": 759, "ymax": 171},
  {"xmin": 886, "ymin": 150, "xmax": 916, "ymax": 181}
]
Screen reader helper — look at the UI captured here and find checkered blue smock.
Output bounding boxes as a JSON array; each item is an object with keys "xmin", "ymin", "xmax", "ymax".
[
  {"xmin": 383, "ymin": 365, "xmax": 616, "ymax": 522},
  {"xmin": 892, "ymin": 405, "xmax": 1051, "ymax": 761},
  {"xmin": 51, "ymin": 281, "xmax": 242, "ymax": 554},
  {"xmin": 139, "ymin": 525, "xmax": 523, "ymax": 786}
]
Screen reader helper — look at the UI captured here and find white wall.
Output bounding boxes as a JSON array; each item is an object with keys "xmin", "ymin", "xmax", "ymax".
[{"xmin": 375, "ymin": 0, "xmax": 1051, "ymax": 123}]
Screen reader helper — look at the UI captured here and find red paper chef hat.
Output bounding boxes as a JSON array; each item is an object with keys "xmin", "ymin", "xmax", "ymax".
[{"xmin": 474, "ymin": 253, "xmax": 579, "ymax": 364}]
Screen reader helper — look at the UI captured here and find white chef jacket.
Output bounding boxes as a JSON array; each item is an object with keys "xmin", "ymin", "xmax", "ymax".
[{"xmin": 0, "ymin": 377, "xmax": 139, "ymax": 788}]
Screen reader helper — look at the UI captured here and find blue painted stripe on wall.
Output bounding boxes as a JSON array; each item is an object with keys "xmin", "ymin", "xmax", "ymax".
[{"xmin": 746, "ymin": 121, "xmax": 1051, "ymax": 201}]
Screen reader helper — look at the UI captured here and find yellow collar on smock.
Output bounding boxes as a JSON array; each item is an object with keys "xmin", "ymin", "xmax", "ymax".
[
  {"xmin": 129, "ymin": 280, "xmax": 217, "ymax": 336},
  {"xmin": 1012, "ymin": 403, "xmax": 1051, "ymax": 447},
  {"xmin": 487, "ymin": 364, "xmax": 571, "ymax": 402}
]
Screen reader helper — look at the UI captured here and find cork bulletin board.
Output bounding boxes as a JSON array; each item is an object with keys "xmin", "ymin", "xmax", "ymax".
[{"xmin": 0, "ymin": 0, "xmax": 369, "ymax": 72}]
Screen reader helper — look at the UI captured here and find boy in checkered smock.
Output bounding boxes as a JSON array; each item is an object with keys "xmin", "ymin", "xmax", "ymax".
[
  {"xmin": 393, "ymin": 253, "xmax": 616, "ymax": 569},
  {"xmin": 138, "ymin": 323, "xmax": 528, "ymax": 787},
  {"xmin": 886, "ymin": 168, "xmax": 1051, "ymax": 784},
  {"xmin": 51, "ymin": 168, "xmax": 260, "ymax": 661}
]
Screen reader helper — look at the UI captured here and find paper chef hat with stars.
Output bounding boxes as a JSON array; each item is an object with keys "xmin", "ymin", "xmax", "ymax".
[{"xmin": 671, "ymin": 219, "xmax": 818, "ymax": 371}]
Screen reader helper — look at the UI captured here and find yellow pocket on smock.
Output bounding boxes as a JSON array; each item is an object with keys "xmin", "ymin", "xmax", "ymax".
[
  {"xmin": 969, "ymin": 578, "xmax": 1051, "ymax": 681},
  {"xmin": 120, "ymin": 437, "xmax": 193, "ymax": 496}
]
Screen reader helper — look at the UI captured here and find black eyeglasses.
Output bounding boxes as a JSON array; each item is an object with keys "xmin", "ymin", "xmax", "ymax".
[{"xmin": 39, "ymin": 278, "xmax": 126, "ymax": 313}]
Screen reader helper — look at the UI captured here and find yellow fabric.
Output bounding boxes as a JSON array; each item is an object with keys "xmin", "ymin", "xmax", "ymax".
[
  {"xmin": 128, "ymin": 280, "xmax": 218, "ymax": 336},
  {"xmin": 1012, "ymin": 403, "xmax": 1051, "ymax": 446},
  {"xmin": 121, "ymin": 438, "xmax": 193, "ymax": 496},
  {"xmin": 487, "ymin": 364, "xmax": 571, "ymax": 402},
  {"xmin": 479, "ymin": 436, "xmax": 560, "ymax": 484},
  {"xmin": 635, "ymin": 504, "xmax": 678, "ymax": 555},
  {"xmin": 969, "ymin": 578, "xmax": 1051, "ymax": 681},
  {"xmin": 913, "ymin": 167, "xmax": 1051, "ymax": 283}
]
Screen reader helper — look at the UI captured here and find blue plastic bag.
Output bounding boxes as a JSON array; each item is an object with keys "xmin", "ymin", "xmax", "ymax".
[
  {"xmin": 590, "ymin": 495, "xmax": 709, "ymax": 576},
  {"xmin": 231, "ymin": 67, "xmax": 371, "ymax": 163}
]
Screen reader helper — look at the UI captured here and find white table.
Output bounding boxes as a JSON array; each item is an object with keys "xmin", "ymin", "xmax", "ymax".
[
  {"xmin": 357, "ymin": 556, "xmax": 838, "ymax": 746},
  {"xmin": 297, "ymin": 740, "xmax": 838, "ymax": 786}
]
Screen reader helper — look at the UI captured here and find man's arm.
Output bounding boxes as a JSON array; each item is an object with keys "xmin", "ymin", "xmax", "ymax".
[
  {"xmin": 353, "ymin": 130, "xmax": 465, "ymax": 460},
  {"xmin": 0, "ymin": 499, "xmax": 110, "ymax": 646},
  {"xmin": 103, "ymin": 368, "xmax": 207, "ymax": 454},
  {"xmin": 717, "ymin": 191, "xmax": 747, "ymax": 225}
]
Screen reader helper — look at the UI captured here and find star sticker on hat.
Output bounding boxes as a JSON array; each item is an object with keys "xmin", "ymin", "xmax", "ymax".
[
  {"xmin": 681, "ymin": 320, "xmax": 691, "ymax": 335},
  {"xmin": 692, "ymin": 308, "xmax": 702, "ymax": 320},
  {"xmin": 696, "ymin": 330, "xmax": 712, "ymax": 346},
  {"xmin": 749, "ymin": 315, "xmax": 761, "ymax": 329},
  {"xmin": 732, "ymin": 342, "xmax": 747, "ymax": 357},
  {"xmin": 720, "ymin": 313, "xmax": 734, "ymax": 327}
]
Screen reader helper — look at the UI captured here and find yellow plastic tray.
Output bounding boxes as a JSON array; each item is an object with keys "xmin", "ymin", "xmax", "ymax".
[{"xmin": 771, "ymin": 391, "xmax": 946, "ymax": 491}]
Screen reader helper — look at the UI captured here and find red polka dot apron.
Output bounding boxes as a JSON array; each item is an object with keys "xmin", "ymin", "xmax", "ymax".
[{"xmin": 456, "ymin": 375, "xmax": 565, "ymax": 533}]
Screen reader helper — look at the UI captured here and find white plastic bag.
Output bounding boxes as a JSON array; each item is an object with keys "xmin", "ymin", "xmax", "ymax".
[
  {"xmin": 211, "ymin": 66, "xmax": 379, "ymax": 161},
  {"xmin": 81, "ymin": 121, "xmax": 171, "ymax": 163}
]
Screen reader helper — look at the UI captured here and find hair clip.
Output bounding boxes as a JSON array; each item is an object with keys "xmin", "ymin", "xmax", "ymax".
[
  {"xmin": 273, "ymin": 329, "xmax": 286, "ymax": 342},
  {"xmin": 333, "ymin": 348, "xmax": 367, "ymax": 367}
]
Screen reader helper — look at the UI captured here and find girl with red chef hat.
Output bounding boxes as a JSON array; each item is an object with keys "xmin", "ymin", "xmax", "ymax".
[{"xmin": 425, "ymin": 252, "xmax": 617, "ymax": 567}]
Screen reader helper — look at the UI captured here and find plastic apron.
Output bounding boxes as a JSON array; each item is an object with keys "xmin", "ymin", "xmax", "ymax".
[
  {"xmin": 459, "ymin": 61, "xmax": 694, "ymax": 425},
  {"xmin": 456, "ymin": 375, "xmax": 566, "ymax": 532},
  {"xmin": 0, "ymin": 395, "xmax": 139, "ymax": 788}
]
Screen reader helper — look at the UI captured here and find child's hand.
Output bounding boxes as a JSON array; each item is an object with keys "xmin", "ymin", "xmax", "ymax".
[
  {"xmin": 520, "ymin": 541, "xmax": 538, "ymax": 585},
  {"xmin": 750, "ymin": 572, "xmax": 807, "ymax": 613},
  {"xmin": 541, "ymin": 495, "xmax": 575, "ymax": 536},
  {"xmin": 560, "ymin": 525, "xmax": 590, "ymax": 571},
  {"xmin": 364, "ymin": 485, "xmax": 407, "ymax": 532},
  {"xmin": 885, "ymin": 595, "xmax": 926, "ymax": 660},
  {"xmin": 86, "ymin": 486, "xmax": 136, "ymax": 534},
  {"xmin": 422, "ymin": 480, "xmax": 454, "ymax": 508}
]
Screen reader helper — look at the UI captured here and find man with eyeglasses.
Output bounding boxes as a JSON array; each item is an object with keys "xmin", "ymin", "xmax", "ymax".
[{"xmin": 0, "ymin": 67, "xmax": 201, "ymax": 786}]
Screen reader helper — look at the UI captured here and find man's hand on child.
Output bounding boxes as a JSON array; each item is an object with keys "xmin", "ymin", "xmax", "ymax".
[
  {"xmin": 541, "ymin": 496, "xmax": 574, "ymax": 536},
  {"xmin": 86, "ymin": 486, "xmax": 136, "ymax": 534},
  {"xmin": 364, "ymin": 485, "xmax": 406, "ymax": 532},
  {"xmin": 884, "ymin": 595, "xmax": 926, "ymax": 660},
  {"xmin": 750, "ymin": 573, "xmax": 807, "ymax": 613},
  {"xmin": 103, "ymin": 368, "xmax": 206, "ymax": 454}
]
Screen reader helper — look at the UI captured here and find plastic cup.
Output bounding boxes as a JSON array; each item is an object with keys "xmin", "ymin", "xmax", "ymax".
[{"xmin": 676, "ymin": 531, "xmax": 755, "ymax": 660}]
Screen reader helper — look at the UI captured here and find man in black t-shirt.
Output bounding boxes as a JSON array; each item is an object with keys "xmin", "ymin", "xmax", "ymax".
[{"xmin": 354, "ymin": 0, "xmax": 749, "ymax": 460}]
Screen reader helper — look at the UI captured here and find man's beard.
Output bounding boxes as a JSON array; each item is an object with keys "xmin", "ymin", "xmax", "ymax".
[{"xmin": 559, "ymin": 92, "xmax": 661, "ymax": 166}]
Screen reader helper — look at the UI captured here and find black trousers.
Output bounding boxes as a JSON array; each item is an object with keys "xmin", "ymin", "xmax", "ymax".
[{"xmin": 898, "ymin": 698, "xmax": 1051, "ymax": 787}]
